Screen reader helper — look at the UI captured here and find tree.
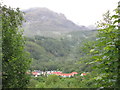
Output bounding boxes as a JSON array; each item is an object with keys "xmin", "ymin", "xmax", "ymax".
[
  {"xmin": 1, "ymin": 5, "xmax": 31, "ymax": 88},
  {"xmin": 115, "ymin": 1, "xmax": 120, "ymax": 87},
  {"xmin": 83, "ymin": 3, "xmax": 120, "ymax": 88}
]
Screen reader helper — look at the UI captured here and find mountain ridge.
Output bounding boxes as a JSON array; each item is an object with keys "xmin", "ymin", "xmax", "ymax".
[{"xmin": 23, "ymin": 7, "xmax": 90, "ymax": 37}]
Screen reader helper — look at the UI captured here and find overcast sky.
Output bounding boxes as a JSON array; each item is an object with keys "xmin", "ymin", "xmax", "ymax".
[{"xmin": 1, "ymin": 0, "xmax": 119, "ymax": 26}]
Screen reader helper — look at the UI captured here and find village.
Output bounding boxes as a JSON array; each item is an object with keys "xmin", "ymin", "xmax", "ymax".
[{"xmin": 27, "ymin": 70, "xmax": 87, "ymax": 78}]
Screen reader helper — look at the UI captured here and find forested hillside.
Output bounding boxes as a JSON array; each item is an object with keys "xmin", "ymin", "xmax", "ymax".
[{"xmin": 25, "ymin": 30, "xmax": 97, "ymax": 73}]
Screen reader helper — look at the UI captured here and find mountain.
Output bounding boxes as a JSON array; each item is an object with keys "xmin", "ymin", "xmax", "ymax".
[
  {"xmin": 23, "ymin": 7, "xmax": 89, "ymax": 37},
  {"xmin": 23, "ymin": 7, "xmax": 97, "ymax": 72}
]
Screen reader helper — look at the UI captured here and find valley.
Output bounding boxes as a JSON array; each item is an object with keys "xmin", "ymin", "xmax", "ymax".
[{"xmin": 23, "ymin": 7, "xmax": 97, "ymax": 73}]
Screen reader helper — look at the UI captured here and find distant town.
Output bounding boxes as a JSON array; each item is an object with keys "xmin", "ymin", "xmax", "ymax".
[{"xmin": 27, "ymin": 70, "xmax": 87, "ymax": 78}]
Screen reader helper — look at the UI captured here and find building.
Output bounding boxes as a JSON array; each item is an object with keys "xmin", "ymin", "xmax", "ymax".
[{"xmin": 80, "ymin": 73, "xmax": 87, "ymax": 76}]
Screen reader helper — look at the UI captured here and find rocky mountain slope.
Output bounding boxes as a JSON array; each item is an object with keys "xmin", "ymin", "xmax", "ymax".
[{"xmin": 23, "ymin": 7, "xmax": 89, "ymax": 37}]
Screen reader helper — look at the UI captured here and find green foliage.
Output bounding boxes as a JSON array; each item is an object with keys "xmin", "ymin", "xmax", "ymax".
[
  {"xmin": 94, "ymin": 10, "xmax": 119, "ymax": 88},
  {"xmin": 28, "ymin": 74, "xmax": 100, "ymax": 88},
  {"xmin": 1, "ymin": 5, "xmax": 31, "ymax": 88},
  {"xmin": 81, "ymin": 6, "xmax": 120, "ymax": 88},
  {"xmin": 27, "ymin": 78, "xmax": 40, "ymax": 88},
  {"xmin": 45, "ymin": 75, "xmax": 60, "ymax": 85},
  {"xmin": 25, "ymin": 30, "xmax": 96, "ymax": 72},
  {"xmin": 28, "ymin": 76, "xmax": 80, "ymax": 88}
]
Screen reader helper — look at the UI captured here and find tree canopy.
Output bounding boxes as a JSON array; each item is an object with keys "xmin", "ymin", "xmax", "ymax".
[
  {"xmin": 81, "ymin": 3, "xmax": 120, "ymax": 88},
  {"xmin": 1, "ymin": 5, "xmax": 31, "ymax": 88}
]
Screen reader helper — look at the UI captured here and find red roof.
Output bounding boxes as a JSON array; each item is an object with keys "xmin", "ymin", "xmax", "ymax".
[
  {"xmin": 32, "ymin": 72, "xmax": 38, "ymax": 75},
  {"xmin": 59, "ymin": 73, "xmax": 73, "ymax": 76},
  {"xmin": 51, "ymin": 72, "xmax": 78, "ymax": 76},
  {"xmin": 51, "ymin": 72, "xmax": 62, "ymax": 74},
  {"xmin": 72, "ymin": 72, "xmax": 78, "ymax": 74},
  {"xmin": 81, "ymin": 73, "xmax": 87, "ymax": 76}
]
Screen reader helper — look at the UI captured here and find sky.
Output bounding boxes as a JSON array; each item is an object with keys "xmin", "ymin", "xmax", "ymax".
[{"xmin": 1, "ymin": 0, "xmax": 119, "ymax": 26}]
